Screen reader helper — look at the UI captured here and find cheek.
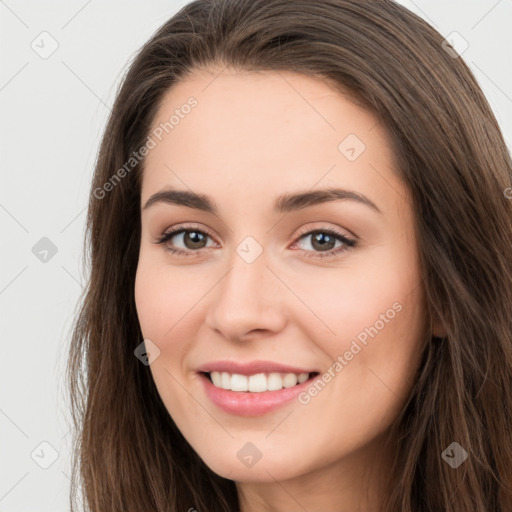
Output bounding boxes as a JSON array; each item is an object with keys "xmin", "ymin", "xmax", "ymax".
[
  {"xmin": 298, "ymin": 243, "xmax": 426, "ymax": 407},
  {"xmin": 134, "ymin": 257, "xmax": 196, "ymax": 414},
  {"xmin": 297, "ymin": 243, "xmax": 422, "ymax": 344},
  {"xmin": 134, "ymin": 252, "xmax": 202, "ymax": 341},
  {"xmin": 134, "ymin": 261, "xmax": 166, "ymax": 339},
  {"xmin": 277, "ymin": 265, "xmax": 425, "ymax": 471}
]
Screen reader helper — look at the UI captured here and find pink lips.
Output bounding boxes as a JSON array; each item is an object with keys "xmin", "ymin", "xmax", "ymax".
[
  {"xmin": 198, "ymin": 374, "xmax": 318, "ymax": 416},
  {"xmin": 196, "ymin": 359, "xmax": 317, "ymax": 375},
  {"xmin": 196, "ymin": 360, "xmax": 319, "ymax": 416}
]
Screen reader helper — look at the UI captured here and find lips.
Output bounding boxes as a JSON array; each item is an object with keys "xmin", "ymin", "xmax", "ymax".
[
  {"xmin": 196, "ymin": 360, "xmax": 320, "ymax": 416},
  {"xmin": 196, "ymin": 360, "xmax": 318, "ymax": 375},
  {"xmin": 198, "ymin": 372, "xmax": 319, "ymax": 416}
]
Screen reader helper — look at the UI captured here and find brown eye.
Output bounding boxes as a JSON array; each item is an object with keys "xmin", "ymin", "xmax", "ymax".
[
  {"xmin": 155, "ymin": 225, "xmax": 215, "ymax": 256},
  {"xmin": 306, "ymin": 231, "xmax": 338, "ymax": 252},
  {"xmin": 178, "ymin": 230, "xmax": 208, "ymax": 250},
  {"xmin": 293, "ymin": 228, "xmax": 357, "ymax": 259}
]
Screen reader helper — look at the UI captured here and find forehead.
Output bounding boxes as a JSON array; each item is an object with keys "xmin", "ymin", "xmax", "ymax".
[{"xmin": 141, "ymin": 67, "xmax": 407, "ymax": 217}]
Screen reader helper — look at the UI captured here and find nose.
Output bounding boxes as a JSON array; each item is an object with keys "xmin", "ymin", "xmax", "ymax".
[{"xmin": 204, "ymin": 246, "xmax": 288, "ymax": 343}]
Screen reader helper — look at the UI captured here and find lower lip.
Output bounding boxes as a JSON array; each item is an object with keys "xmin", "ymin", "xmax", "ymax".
[{"xmin": 199, "ymin": 372, "xmax": 317, "ymax": 416}]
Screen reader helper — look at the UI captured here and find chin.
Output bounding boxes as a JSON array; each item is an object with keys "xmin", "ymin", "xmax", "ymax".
[{"xmin": 192, "ymin": 438, "xmax": 316, "ymax": 483}]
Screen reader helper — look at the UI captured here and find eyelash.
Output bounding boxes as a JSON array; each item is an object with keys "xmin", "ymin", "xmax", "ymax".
[{"xmin": 153, "ymin": 223, "xmax": 357, "ymax": 259}]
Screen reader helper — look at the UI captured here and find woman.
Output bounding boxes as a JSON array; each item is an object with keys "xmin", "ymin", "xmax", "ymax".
[{"xmin": 67, "ymin": 0, "xmax": 512, "ymax": 510}]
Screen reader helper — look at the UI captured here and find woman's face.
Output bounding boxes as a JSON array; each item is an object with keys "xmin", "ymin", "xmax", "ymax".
[{"xmin": 135, "ymin": 67, "xmax": 428, "ymax": 485}]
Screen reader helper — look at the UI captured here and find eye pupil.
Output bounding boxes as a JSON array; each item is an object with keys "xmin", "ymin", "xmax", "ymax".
[
  {"xmin": 311, "ymin": 232, "xmax": 336, "ymax": 251},
  {"xmin": 185, "ymin": 231, "xmax": 207, "ymax": 249}
]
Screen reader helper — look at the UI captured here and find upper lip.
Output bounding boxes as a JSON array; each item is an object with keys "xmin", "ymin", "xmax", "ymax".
[{"xmin": 196, "ymin": 360, "xmax": 318, "ymax": 376}]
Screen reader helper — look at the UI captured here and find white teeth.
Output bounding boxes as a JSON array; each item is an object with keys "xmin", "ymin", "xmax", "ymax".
[
  {"xmin": 267, "ymin": 372, "xmax": 283, "ymax": 391},
  {"xmin": 210, "ymin": 371, "xmax": 222, "ymax": 387},
  {"xmin": 208, "ymin": 371, "xmax": 311, "ymax": 392},
  {"xmin": 248, "ymin": 373, "xmax": 267, "ymax": 392},
  {"xmin": 297, "ymin": 373, "xmax": 309, "ymax": 384},
  {"xmin": 282, "ymin": 373, "xmax": 298, "ymax": 388},
  {"xmin": 221, "ymin": 371, "xmax": 231, "ymax": 389},
  {"xmin": 230, "ymin": 373, "xmax": 248, "ymax": 391}
]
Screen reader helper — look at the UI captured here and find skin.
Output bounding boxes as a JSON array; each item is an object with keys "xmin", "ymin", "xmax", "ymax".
[{"xmin": 135, "ymin": 67, "xmax": 441, "ymax": 511}]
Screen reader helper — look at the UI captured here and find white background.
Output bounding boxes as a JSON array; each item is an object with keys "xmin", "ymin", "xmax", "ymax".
[{"xmin": 1, "ymin": 1, "xmax": 511, "ymax": 510}]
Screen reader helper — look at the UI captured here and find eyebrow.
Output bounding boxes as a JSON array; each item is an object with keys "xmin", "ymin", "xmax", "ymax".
[{"xmin": 143, "ymin": 187, "xmax": 382, "ymax": 215}]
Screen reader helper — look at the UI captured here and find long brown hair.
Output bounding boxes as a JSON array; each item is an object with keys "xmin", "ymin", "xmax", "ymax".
[{"xmin": 67, "ymin": 0, "xmax": 512, "ymax": 510}]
